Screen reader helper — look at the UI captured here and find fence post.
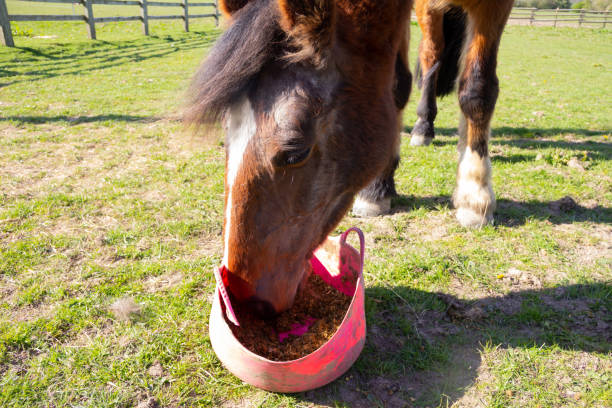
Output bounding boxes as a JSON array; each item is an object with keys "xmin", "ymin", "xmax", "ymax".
[
  {"xmin": 553, "ymin": 7, "xmax": 558, "ymax": 28},
  {"xmin": 140, "ymin": 0, "xmax": 148, "ymax": 35},
  {"xmin": 530, "ymin": 7, "xmax": 536, "ymax": 26},
  {"xmin": 603, "ymin": 11, "xmax": 608, "ymax": 29},
  {"xmin": 0, "ymin": 0, "xmax": 14, "ymax": 47},
  {"xmin": 578, "ymin": 9, "xmax": 584, "ymax": 27},
  {"xmin": 214, "ymin": 0, "xmax": 219, "ymax": 26},
  {"xmin": 182, "ymin": 0, "xmax": 188, "ymax": 32},
  {"xmin": 84, "ymin": 0, "xmax": 96, "ymax": 39}
]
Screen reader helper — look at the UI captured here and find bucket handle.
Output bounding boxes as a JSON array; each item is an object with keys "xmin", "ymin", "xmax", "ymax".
[
  {"xmin": 339, "ymin": 227, "xmax": 365, "ymax": 276},
  {"xmin": 214, "ymin": 265, "xmax": 240, "ymax": 327}
]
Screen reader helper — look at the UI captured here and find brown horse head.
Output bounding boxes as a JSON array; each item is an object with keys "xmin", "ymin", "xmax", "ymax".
[{"xmin": 186, "ymin": 0, "xmax": 411, "ymax": 316}]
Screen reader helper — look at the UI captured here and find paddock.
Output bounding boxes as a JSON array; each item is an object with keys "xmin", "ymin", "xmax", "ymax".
[{"xmin": 0, "ymin": 12, "xmax": 610, "ymax": 408}]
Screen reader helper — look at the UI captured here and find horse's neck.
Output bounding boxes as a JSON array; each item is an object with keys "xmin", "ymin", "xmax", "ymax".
[
  {"xmin": 336, "ymin": 0, "xmax": 410, "ymax": 56},
  {"xmin": 334, "ymin": 0, "xmax": 410, "ymax": 89}
]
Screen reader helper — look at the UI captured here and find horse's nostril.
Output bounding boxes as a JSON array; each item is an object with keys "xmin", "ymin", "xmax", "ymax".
[{"xmin": 250, "ymin": 298, "xmax": 278, "ymax": 320}]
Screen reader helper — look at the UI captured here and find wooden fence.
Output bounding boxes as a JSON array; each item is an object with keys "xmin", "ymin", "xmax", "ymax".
[
  {"xmin": 0, "ymin": 0, "xmax": 219, "ymax": 46},
  {"xmin": 2, "ymin": 4, "xmax": 610, "ymax": 47},
  {"xmin": 509, "ymin": 7, "xmax": 610, "ymax": 28}
]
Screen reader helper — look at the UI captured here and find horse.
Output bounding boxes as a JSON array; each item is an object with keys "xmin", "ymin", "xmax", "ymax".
[
  {"xmin": 185, "ymin": 0, "xmax": 414, "ymax": 316},
  {"xmin": 409, "ymin": 0, "xmax": 514, "ymax": 227}
]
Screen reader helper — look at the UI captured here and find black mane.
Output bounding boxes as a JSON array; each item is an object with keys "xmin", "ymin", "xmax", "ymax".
[{"xmin": 185, "ymin": 0, "xmax": 281, "ymax": 124}]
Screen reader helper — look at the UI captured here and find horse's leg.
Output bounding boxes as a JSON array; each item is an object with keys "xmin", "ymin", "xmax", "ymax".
[
  {"xmin": 353, "ymin": 23, "xmax": 411, "ymax": 217},
  {"xmin": 452, "ymin": 1, "xmax": 512, "ymax": 228},
  {"xmin": 410, "ymin": 1, "xmax": 444, "ymax": 147},
  {"xmin": 352, "ymin": 149, "xmax": 400, "ymax": 217}
]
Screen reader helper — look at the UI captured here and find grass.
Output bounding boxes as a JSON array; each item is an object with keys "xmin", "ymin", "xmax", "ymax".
[{"xmin": 1, "ymin": 7, "xmax": 611, "ymax": 408}]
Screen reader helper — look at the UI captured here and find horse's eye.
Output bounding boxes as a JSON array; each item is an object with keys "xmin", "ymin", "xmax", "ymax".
[
  {"xmin": 273, "ymin": 147, "xmax": 312, "ymax": 167},
  {"xmin": 286, "ymin": 147, "xmax": 312, "ymax": 165}
]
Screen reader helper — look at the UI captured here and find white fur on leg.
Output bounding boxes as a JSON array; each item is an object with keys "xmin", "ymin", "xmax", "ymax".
[
  {"xmin": 352, "ymin": 196, "xmax": 391, "ymax": 217},
  {"xmin": 410, "ymin": 118, "xmax": 434, "ymax": 146},
  {"xmin": 453, "ymin": 146, "xmax": 496, "ymax": 228},
  {"xmin": 410, "ymin": 133, "xmax": 434, "ymax": 146}
]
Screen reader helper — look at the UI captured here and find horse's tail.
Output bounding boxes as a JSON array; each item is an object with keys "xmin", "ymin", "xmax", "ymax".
[{"xmin": 415, "ymin": 5, "xmax": 467, "ymax": 97}]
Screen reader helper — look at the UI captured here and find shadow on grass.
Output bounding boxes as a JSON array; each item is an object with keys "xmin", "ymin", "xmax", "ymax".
[
  {"xmin": 0, "ymin": 31, "xmax": 219, "ymax": 88},
  {"xmin": 405, "ymin": 127, "xmax": 611, "ymax": 159},
  {"xmin": 297, "ymin": 282, "xmax": 611, "ymax": 407},
  {"xmin": 0, "ymin": 114, "xmax": 162, "ymax": 125},
  {"xmin": 490, "ymin": 138, "xmax": 612, "ymax": 163},
  {"xmin": 489, "ymin": 153, "xmax": 535, "ymax": 164},
  {"xmin": 403, "ymin": 126, "xmax": 609, "ymax": 139},
  {"xmin": 403, "ymin": 127, "xmax": 611, "ymax": 170},
  {"xmin": 391, "ymin": 194, "xmax": 612, "ymax": 227}
]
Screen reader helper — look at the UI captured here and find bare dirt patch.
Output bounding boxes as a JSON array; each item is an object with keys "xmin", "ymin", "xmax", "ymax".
[
  {"xmin": 553, "ymin": 223, "xmax": 612, "ymax": 275},
  {"xmin": 145, "ymin": 272, "xmax": 183, "ymax": 293},
  {"xmin": 446, "ymin": 277, "xmax": 496, "ymax": 301},
  {"xmin": 548, "ymin": 195, "xmax": 579, "ymax": 215},
  {"xmin": 0, "ymin": 122, "xmax": 205, "ymax": 200},
  {"xmin": 191, "ymin": 233, "xmax": 223, "ymax": 260},
  {"xmin": 499, "ymin": 268, "xmax": 542, "ymax": 291},
  {"xmin": 219, "ymin": 391, "xmax": 270, "ymax": 408},
  {"xmin": 347, "ymin": 210, "xmax": 453, "ymax": 257},
  {"xmin": 9, "ymin": 303, "xmax": 57, "ymax": 323},
  {"xmin": 136, "ymin": 397, "xmax": 160, "ymax": 408}
]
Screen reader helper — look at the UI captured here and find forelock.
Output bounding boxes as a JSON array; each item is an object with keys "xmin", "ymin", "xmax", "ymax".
[{"xmin": 184, "ymin": 0, "xmax": 282, "ymax": 125}]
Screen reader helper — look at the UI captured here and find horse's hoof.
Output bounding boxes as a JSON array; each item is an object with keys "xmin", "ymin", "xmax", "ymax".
[
  {"xmin": 409, "ymin": 133, "xmax": 434, "ymax": 146},
  {"xmin": 352, "ymin": 196, "xmax": 391, "ymax": 217},
  {"xmin": 455, "ymin": 207, "xmax": 494, "ymax": 228}
]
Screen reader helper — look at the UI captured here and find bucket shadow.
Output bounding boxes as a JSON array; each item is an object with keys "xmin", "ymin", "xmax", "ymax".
[{"xmin": 296, "ymin": 282, "xmax": 611, "ymax": 407}]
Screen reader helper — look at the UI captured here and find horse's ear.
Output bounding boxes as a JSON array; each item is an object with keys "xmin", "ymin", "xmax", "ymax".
[
  {"xmin": 277, "ymin": 0, "xmax": 335, "ymax": 66},
  {"xmin": 219, "ymin": 0, "xmax": 249, "ymax": 17}
]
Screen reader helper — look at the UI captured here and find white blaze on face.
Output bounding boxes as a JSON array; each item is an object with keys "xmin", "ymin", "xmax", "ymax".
[{"xmin": 223, "ymin": 96, "xmax": 257, "ymax": 267}]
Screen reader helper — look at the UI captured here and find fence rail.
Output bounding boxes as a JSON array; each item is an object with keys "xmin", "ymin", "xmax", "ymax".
[
  {"xmin": 2, "ymin": 4, "xmax": 609, "ymax": 47},
  {"xmin": 404, "ymin": 7, "xmax": 610, "ymax": 28},
  {"xmin": 509, "ymin": 7, "xmax": 610, "ymax": 28},
  {"xmin": 10, "ymin": 13, "xmax": 85, "ymax": 20},
  {"xmin": 0, "ymin": 0, "xmax": 219, "ymax": 46}
]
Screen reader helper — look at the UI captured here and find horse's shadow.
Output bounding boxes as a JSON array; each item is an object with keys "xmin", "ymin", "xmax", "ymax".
[
  {"xmin": 297, "ymin": 282, "xmax": 611, "ymax": 407},
  {"xmin": 403, "ymin": 126, "xmax": 608, "ymax": 139},
  {"xmin": 402, "ymin": 126, "xmax": 611, "ymax": 162},
  {"xmin": 390, "ymin": 194, "xmax": 611, "ymax": 227}
]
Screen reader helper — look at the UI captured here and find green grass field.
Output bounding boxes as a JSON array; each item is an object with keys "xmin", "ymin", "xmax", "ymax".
[{"xmin": 0, "ymin": 7, "xmax": 611, "ymax": 408}]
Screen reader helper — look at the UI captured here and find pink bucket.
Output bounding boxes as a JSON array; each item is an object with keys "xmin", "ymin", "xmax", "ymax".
[{"xmin": 209, "ymin": 228, "xmax": 366, "ymax": 393}]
